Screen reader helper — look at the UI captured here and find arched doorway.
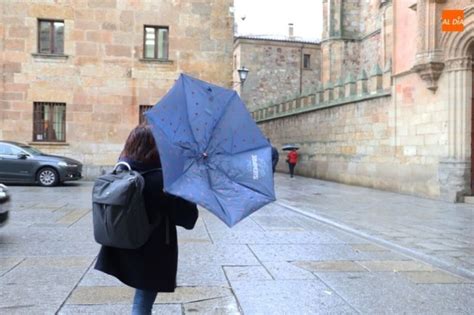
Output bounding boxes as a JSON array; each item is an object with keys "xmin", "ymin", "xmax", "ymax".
[{"xmin": 439, "ymin": 5, "xmax": 474, "ymax": 200}]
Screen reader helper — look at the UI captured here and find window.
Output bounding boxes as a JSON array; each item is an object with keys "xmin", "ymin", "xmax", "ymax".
[
  {"xmin": 144, "ymin": 26, "xmax": 169, "ymax": 59},
  {"xmin": 303, "ymin": 54, "xmax": 311, "ymax": 69},
  {"xmin": 0, "ymin": 144, "xmax": 22, "ymax": 156},
  {"xmin": 33, "ymin": 102, "xmax": 66, "ymax": 142},
  {"xmin": 38, "ymin": 19, "xmax": 64, "ymax": 54},
  {"xmin": 139, "ymin": 105, "xmax": 153, "ymax": 124}
]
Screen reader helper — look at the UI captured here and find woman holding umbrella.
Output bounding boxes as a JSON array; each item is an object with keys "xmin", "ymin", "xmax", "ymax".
[
  {"xmin": 94, "ymin": 125, "xmax": 198, "ymax": 315},
  {"xmin": 286, "ymin": 147, "xmax": 298, "ymax": 178}
]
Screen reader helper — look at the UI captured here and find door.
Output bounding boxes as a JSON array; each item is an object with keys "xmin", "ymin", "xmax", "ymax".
[{"xmin": 0, "ymin": 143, "xmax": 34, "ymax": 182}]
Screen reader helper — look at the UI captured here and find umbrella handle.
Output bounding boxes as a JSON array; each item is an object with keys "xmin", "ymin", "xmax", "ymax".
[{"xmin": 113, "ymin": 161, "xmax": 131, "ymax": 174}]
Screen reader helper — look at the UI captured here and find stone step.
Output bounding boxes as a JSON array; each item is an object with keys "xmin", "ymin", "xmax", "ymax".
[{"xmin": 463, "ymin": 196, "xmax": 474, "ymax": 204}]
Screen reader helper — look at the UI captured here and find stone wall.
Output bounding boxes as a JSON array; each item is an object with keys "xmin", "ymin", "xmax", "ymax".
[
  {"xmin": 342, "ymin": 0, "xmax": 361, "ymax": 36},
  {"xmin": 252, "ymin": 57, "xmax": 455, "ymax": 200},
  {"xmin": 0, "ymin": 0, "xmax": 234, "ymax": 178},
  {"xmin": 234, "ymin": 37, "xmax": 321, "ymax": 112},
  {"xmin": 322, "ymin": 0, "xmax": 390, "ymax": 83}
]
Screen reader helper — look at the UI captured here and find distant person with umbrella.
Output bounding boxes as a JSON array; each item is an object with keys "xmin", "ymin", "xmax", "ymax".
[
  {"xmin": 94, "ymin": 125, "xmax": 199, "ymax": 315},
  {"xmin": 283, "ymin": 144, "xmax": 299, "ymax": 178}
]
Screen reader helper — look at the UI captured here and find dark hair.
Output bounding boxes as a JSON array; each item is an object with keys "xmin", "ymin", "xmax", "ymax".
[{"xmin": 119, "ymin": 124, "xmax": 160, "ymax": 166}]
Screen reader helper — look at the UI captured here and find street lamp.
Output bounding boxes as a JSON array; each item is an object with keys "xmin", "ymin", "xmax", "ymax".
[{"xmin": 237, "ymin": 66, "xmax": 249, "ymax": 85}]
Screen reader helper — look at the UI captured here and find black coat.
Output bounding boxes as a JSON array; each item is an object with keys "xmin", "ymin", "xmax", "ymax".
[{"xmin": 94, "ymin": 159, "xmax": 198, "ymax": 292}]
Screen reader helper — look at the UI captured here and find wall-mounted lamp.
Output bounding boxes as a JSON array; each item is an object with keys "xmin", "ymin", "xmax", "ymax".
[{"xmin": 237, "ymin": 66, "xmax": 249, "ymax": 85}]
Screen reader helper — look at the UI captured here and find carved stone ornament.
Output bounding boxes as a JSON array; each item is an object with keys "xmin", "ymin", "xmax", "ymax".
[
  {"xmin": 412, "ymin": 61, "xmax": 445, "ymax": 91},
  {"xmin": 445, "ymin": 57, "xmax": 472, "ymax": 71},
  {"xmin": 412, "ymin": 51, "xmax": 445, "ymax": 91}
]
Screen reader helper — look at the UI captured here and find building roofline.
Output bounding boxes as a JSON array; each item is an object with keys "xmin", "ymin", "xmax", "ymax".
[{"xmin": 234, "ymin": 35, "xmax": 320, "ymax": 45}]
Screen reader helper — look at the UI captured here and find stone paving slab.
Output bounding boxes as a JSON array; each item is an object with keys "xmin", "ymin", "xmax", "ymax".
[
  {"xmin": 351, "ymin": 243, "xmax": 389, "ymax": 252},
  {"xmin": 262, "ymin": 261, "xmax": 316, "ymax": 280},
  {"xmin": 230, "ymin": 279, "xmax": 357, "ymax": 314},
  {"xmin": 321, "ymin": 271, "xmax": 474, "ymax": 314},
  {"xmin": 294, "ymin": 260, "xmax": 368, "ymax": 272},
  {"xmin": 356, "ymin": 260, "xmax": 436, "ymax": 272},
  {"xmin": 210, "ymin": 229, "xmax": 345, "ymax": 245},
  {"xmin": 183, "ymin": 296, "xmax": 240, "ymax": 315},
  {"xmin": 56, "ymin": 208, "xmax": 90, "ymax": 225},
  {"xmin": 0, "ymin": 304, "xmax": 60, "ymax": 315},
  {"xmin": 248, "ymin": 243, "xmax": 408, "ymax": 262},
  {"xmin": 409, "ymin": 283, "xmax": 474, "ymax": 314},
  {"xmin": 68, "ymin": 286, "xmax": 135, "ymax": 305},
  {"xmin": 0, "ymin": 240, "xmax": 99, "ymax": 257},
  {"xmin": 401, "ymin": 271, "xmax": 472, "ymax": 284},
  {"xmin": 176, "ymin": 263, "xmax": 229, "ymax": 286},
  {"xmin": 178, "ymin": 243, "xmax": 260, "ymax": 265},
  {"xmin": 59, "ymin": 304, "xmax": 181, "ymax": 315},
  {"xmin": 223, "ymin": 266, "xmax": 273, "ymax": 281},
  {"xmin": 0, "ymin": 257, "xmax": 23, "ymax": 276}
]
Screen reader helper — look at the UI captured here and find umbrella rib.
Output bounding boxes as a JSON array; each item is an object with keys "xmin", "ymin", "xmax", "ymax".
[
  {"xmin": 182, "ymin": 76, "xmax": 199, "ymax": 147},
  {"xmin": 206, "ymin": 92, "xmax": 239, "ymax": 153}
]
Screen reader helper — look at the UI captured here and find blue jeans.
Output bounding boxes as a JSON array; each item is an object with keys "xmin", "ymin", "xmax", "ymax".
[{"xmin": 131, "ymin": 289, "xmax": 158, "ymax": 315}]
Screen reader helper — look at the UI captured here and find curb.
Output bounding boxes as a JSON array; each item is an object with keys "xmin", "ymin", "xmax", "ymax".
[{"xmin": 277, "ymin": 201, "xmax": 474, "ymax": 281}]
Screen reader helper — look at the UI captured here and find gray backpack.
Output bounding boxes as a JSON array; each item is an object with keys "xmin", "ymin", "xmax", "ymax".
[{"xmin": 92, "ymin": 162, "xmax": 160, "ymax": 249}]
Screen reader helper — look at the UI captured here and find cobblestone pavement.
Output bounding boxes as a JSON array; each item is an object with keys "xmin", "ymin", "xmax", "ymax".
[{"xmin": 0, "ymin": 175, "xmax": 473, "ymax": 314}]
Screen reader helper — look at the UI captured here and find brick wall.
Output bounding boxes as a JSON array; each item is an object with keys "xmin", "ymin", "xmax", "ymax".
[{"xmin": 0, "ymin": 0, "xmax": 233, "ymax": 178}]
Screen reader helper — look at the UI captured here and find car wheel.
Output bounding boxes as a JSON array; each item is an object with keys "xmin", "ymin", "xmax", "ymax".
[{"xmin": 37, "ymin": 167, "xmax": 59, "ymax": 187}]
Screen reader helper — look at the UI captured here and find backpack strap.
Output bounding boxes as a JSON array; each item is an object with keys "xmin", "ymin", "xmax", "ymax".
[
  {"xmin": 140, "ymin": 168, "xmax": 162, "ymax": 176},
  {"xmin": 112, "ymin": 161, "xmax": 131, "ymax": 174}
]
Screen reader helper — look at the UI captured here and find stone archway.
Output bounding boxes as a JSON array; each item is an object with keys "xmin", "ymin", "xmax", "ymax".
[{"xmin": 438, "ymin": 5, "xmax": 474, "ymax": 200}]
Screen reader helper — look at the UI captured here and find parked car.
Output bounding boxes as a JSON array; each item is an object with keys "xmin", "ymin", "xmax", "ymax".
[
  {"xmin": 0, "ymin": 184, "xmax": 10, "ymax": 227},
  {"xmin": 0, "ymin": 141, "xmax": 82, "ymax": 186}
]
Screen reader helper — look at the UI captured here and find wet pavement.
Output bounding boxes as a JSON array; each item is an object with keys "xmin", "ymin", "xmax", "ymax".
[{"xmin": 0, "ymin": 174, "xmax": 473, "ymax": 314}]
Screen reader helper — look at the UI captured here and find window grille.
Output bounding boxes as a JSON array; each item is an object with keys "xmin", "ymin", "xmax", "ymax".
[
  {"xmin": 139, "ymin": 105, "xmax": 153, "ymax": 124},
  {"xmin": 33, "ymin": 102, "xmax": 66, "ymax": 142}
]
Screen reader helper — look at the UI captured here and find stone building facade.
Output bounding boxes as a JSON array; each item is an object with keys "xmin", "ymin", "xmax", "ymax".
[
  {"xmin": 0, "ymin": 0, "xmax": 233, "ymax": 178},
  {"xmin": 233, "ymin": 36, "xmax": 321, "ymax": 112},
  {"xmin": 253, "ymin": 0, "xmax": 474, "ymax": 202}
]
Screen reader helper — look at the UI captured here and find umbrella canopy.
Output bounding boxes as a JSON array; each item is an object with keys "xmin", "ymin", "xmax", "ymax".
[
  {"xmin": 145, "ymin": 73, "xmax": 276, "ymax": 227},
  {"xmin": 282, "ymin": 144, "xmax": 299, "ymax": 151}
]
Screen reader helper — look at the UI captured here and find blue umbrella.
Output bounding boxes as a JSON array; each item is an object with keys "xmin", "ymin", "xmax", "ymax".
[{"xmin": 145, "ymin": 73, "xmax": 276, "ymax": 227}]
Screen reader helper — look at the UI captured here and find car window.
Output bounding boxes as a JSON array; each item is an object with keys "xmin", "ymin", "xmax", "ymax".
[
  {"xmin": 0, "ymin": 144, "xmax": 22, "ymax": 156},
  {"xmin": 0, "ymin": 144, "xmax": 12, "ymax": 155},
  {"xmin": 19, "ymin": 145, "xmax": 42, "ymax": 155},
  {"xmin": 9, "ymin": 146, "xmax": 23, "ymax": 155}
]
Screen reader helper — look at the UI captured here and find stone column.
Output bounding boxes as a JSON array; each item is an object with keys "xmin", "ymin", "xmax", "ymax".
[{"xmin": 438, "ymin": 56, "xmax": 472, "ymax": 201}]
